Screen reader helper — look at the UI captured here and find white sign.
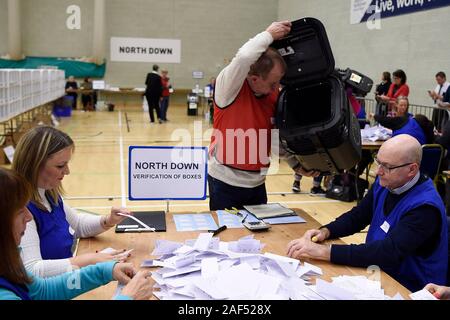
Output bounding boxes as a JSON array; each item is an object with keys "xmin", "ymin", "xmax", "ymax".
[
  {"xmin": 3, "ymin": 145, "xmax": 15, "ymax": 163},
  {"xmin": 192, "ymin": 71, "xmax": 204, "ymax": 79},
  {"xmin": 129, "ymin": 146, "xmax": 207, "ymax": 200},
  {"xmin": 111, "ymin": 37, "xmax": 181, "ymax": 63}
]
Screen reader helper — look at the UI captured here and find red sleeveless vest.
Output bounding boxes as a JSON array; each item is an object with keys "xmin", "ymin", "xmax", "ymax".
[{"xmin": 210, "ymin": 80, "xmax": 278, "ymax": 171}]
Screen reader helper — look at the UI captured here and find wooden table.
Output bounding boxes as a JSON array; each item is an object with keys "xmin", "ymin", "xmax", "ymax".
[
  {"xmin": 76, "ymin": 209, "xmax": 410, "ymax": 300},
  {"xmin": 362, "ymin": 140, "xmax": 384, "ymax": 150}
]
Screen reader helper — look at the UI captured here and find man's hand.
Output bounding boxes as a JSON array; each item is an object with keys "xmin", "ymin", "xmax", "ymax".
[
  {"xmin": 266, "ymin": 21, "xmax": 292, "ymax": 41},
  {"xmin": 287, "ymin": 233, "xmax": 331, "ymax": 261}
]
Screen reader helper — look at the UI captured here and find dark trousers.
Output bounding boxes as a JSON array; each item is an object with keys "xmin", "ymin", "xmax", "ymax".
[
  {"xmin": 160, "ymin": 96, "xmax": 169, "ymax": 120},
  {"xmin": 145, "ymin": 94, "xmax": 161, "ymax": 122},
  {"xmin": 208, "ymin": 175, "xmax": 267, "ymax": 211},
  {"xmin": 432, "ymin": 108, "xmax": 449, "ymax": 133},
  {"xmin": 68, "ymin": 93, "xmax": 78, "ymax": 110}
]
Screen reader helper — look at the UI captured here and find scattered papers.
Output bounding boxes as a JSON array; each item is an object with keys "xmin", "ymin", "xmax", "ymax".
[
  {"xmin": 361, "ymin": 124, "xmax": 392, "ymax": 142},
  {"xmin": 409, "ymin": 288, "xmax": 438, "ymax": 300},
  {"xmin": 173, "ymin": 214, "xmax": 218, "ymax": 231},
  {"xmin": 148, "ymin": 234, "xmax": 326, "ymax": 300},
  {"xmin": 146, "ymin": 235, "xmax": 400, "ymax": 300}
]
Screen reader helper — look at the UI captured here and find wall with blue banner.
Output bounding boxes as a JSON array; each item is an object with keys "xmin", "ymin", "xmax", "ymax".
[{"xmin": 352, "ymin": 0, "xmax": 450, "ymax": 24}]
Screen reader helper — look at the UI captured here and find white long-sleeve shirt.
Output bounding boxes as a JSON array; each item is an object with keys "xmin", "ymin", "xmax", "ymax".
[
  {"xmin": 209, "ymin": 31, "xmax": 275, "ymax": 188},
  {"xmin": 20, "ymin": 188, "xmax": 105, "ymax": 278}
]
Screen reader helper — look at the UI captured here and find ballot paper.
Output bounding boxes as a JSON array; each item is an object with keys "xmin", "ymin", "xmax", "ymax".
[
  {"xmin": 173, "ymin": 214, "xmax": 218, "ymax": 231},
  {"xmin": 148, "ymin": 235, "xmax": 397, "ymax": 300},
  {"xmin": 409, "ymin": 288, "xmax": 438, "ymax": 300},
  {"xmin": 100, "ymin": 247, "xmax": 133, "ymax": 260}
]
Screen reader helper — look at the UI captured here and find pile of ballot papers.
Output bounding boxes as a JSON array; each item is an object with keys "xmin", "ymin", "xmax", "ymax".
[
  {"xmin": 141, "ymin": 233, "xmax": 405, "ymax": 300},
  {"xmin": 361, "ymin": 124, "xmax": 392, "ymax": 142}
]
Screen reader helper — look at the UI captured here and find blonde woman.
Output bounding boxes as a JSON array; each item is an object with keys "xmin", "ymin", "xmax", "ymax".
[{"xmin": 12, "ymin": 126, "xmax": 131, "ymax": 278}]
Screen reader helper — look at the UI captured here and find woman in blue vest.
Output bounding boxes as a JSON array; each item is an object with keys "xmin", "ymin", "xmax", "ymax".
[
  {"xmin": 12, "ymin": 126, "xmax": 132, "ymax": 278},
  {"xmin": 373, "ymin": 96, "xmax": 434, "ymax": 145},
  {"xmin": 0, "ymin": 168, "xmax": 152, "ymax": 300}
]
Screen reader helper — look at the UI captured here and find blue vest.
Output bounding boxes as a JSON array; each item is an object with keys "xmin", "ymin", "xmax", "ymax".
[
  {"xmin": 27, "ymin": 196, "xmax": 74, "ymax": 259},
  {"xmin": 0, "ymin": 277, "xmax": 31, "ymax": 300},
  {"xmin": 367, "ymin": 178, "xmax": 448, "ymax": 291},
  {"xmin": 392, "ymin": 118, "xmax": 426, "ymax": 145}
]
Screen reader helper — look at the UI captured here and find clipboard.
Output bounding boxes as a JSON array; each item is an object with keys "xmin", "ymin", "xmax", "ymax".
[{"xmin": 115, "ymin": 211, "xmax": 166, "ymax": 232}]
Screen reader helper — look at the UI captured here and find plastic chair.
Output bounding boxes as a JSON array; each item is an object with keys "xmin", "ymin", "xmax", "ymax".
[{"xmin": 420, "ymin": 144, "xmax": 444, "ymax": 183}]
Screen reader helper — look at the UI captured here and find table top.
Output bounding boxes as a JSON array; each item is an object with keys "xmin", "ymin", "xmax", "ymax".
[
  {"xmin": 75, "ymin": 209, "xmax": 410, "ymax": 300},
  {"xmin": 362, "ymin": 140, "xmax": 384, "ymax": 150}
]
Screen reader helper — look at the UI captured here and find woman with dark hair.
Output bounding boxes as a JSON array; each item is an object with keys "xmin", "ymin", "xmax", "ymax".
[
  {"xmin": 374, "ymin": 72, "xmax": 392, "ymax": 116},
  {"xmin": 379, "ymin": 69, "xmax": 410, "ymax": 112},
  {"xmin": 0, "ymin": 168, "xmax": 152, "ymax": 300}
]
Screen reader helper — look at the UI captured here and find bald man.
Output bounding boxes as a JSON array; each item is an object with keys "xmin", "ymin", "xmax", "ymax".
[{"xmin": 287, "ymin": 134, "xmax": 448, "ymax": 292}]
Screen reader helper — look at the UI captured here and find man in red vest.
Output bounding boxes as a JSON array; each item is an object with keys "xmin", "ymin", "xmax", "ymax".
[{"xmin": 208, "ymin": 21, "xmax": 317, "ymax": 210}]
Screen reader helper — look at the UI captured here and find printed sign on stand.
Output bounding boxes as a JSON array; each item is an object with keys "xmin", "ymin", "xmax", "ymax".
[{"xmin": 128, "ymin": 146, "xmax": 207, "ymax": 200}]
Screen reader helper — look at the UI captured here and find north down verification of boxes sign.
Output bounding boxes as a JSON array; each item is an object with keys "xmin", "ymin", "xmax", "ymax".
[{"xmin": 133, "ymin": 162, "xmax": 202, "ymax": 180}]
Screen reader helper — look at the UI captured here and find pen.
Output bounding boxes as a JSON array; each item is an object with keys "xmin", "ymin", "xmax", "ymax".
[
  {"xmin": 117, "ymin": 212, "xmax": 156, "ymax": 232},
  {"xmin": 208, "ymin": 225, "xmax": 227, "ymax": 236}
]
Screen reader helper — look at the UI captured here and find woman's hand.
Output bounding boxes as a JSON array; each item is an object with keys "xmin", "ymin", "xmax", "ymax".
[
  {"xmin": 121, "ymin": 270, "xmax": 153, "ymax": 300},
  {"xmin": 103, "ymin": 207, "xmax": 132, "ymax": 228},
  {"xmin": 112, "ymin": 263, "xmax": 136, "ymax": 284}
]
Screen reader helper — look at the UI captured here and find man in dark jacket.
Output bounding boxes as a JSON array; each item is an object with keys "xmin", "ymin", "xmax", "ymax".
[{"xmin": 145, "ymin": 64, "xmax": 163, "ymax": 123}]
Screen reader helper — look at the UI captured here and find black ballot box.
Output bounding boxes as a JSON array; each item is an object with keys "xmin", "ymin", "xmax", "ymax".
[
  {"xmin": 272, "ymin": 17, "xmax": 373, "ymax": 175},
  {"xmin": 187, "ymin": 93, "xmax": 198, "ymax": 116}
]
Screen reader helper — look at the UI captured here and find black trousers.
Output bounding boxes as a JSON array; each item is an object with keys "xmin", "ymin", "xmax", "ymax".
[
  {"xmin": 208, "ymin": 175, "xmax": 267, "ymax": 211},
  {"xmin": 145, "ymin": 94, "xmax": 161, "ymax": 122}
]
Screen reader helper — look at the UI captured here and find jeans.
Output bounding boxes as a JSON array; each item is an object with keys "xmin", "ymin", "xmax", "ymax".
[{"xmin": 160, "ymin": 96, "xmax": 169, "ymax": 121}]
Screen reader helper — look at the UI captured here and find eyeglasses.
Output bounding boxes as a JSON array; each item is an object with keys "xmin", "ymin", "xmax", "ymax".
[{"xmin": 374, "ymin": 157, "xmax": 413, "ymax": 173}]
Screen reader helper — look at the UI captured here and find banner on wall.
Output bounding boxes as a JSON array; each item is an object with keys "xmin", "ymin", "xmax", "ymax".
[
  {"xmin": 110, "ymin": 37, "xmax": 181, "ymax": 63},
  {"xmin": 351, "ymin": 0, "xmax": 450, "ymax": 24}
]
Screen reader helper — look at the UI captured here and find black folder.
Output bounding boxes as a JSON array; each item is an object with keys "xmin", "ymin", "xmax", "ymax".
[{"xmin": 115, "ymin": 211, "xmax": 166, "ymax": 233}]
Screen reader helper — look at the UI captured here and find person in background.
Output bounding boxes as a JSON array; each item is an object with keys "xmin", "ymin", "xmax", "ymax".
[
  {"xmin": 160, "ymin": 69, "xmax": 172, "ymax": 122},
  {"xmin": 12, "ymin": 126, "xmax": 132, "ymax": 278},
  {"xmin": 378, "ymin": 69, "xmax": 409, "ymax": 112},
  {"xmin": 374, "ymin": 71, "xmax": 392, "ymax": 117},
  {"xmin": 208, "ymin": 21, "xmax": 318, "ymax": 210},
  {"xmin": 287, "ymin": 134, "xmax": 448, "ymax": 292},
  {"xmin": 145, "ymin": 64, "xmax": 163, "ymax": 124},
  {"xmin": 206, "ymin": 77, "xmax": 216, "ymax": 124},
  {"xmin": 0, "ymin": 168, "xmax": 153, "ymax": 300},
  {"xmin": 80, "ymin": 77, "xmax": 94, "ymax": 112},
  {"xmin": 65, "ymin": 76, "xmax": 78, "ymax": 110},
  {"xmin": 375, "ymin": 71, "xmax": 392, "ymax": 96},
  {"xmin": 371, "ymin": 97, "xmax": 434, "ymax": 145},
  {"xmin": 429, "ymin": 71, "xmax": 450, "ymax": 133}
]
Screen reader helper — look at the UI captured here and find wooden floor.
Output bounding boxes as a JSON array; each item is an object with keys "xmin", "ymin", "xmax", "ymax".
[{"xmin": 27, "ymin": 103, "xmax": 369, "ymax": 244}]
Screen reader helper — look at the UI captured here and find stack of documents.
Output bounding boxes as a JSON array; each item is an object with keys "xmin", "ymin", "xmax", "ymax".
[
  {"xmin": 142, "ymin": 234, "xmax": 401, "ymax": 300},
  {"xmin": 243, "ymin": 203, "xmax": 296, "ymax": 219}
]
